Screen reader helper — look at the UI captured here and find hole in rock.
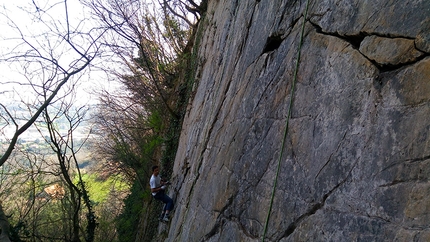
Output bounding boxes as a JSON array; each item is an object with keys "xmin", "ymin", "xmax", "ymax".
[
  {"xmin": 263, "ymin": 34, "xmax": 284, "ymax": 53},
  {"xmin": 343, "ymin": 34, "xmax": 366, "ymax": 49}
]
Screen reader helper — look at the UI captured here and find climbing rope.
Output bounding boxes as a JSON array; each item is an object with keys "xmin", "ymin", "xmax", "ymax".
[{"xmin": 261, "ymin": 0, "xmax": 311, "ymax": 241}]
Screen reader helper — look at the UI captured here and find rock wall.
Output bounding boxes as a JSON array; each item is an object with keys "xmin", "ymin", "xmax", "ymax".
[{"xmin": 166, "ymin": 0, "xmax": 430, "ymax": 241}]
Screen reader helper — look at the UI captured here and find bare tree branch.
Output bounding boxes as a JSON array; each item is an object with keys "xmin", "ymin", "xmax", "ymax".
[{"xmin": 0, "ymin": 0, "xmax": 106, "ymax": 167}]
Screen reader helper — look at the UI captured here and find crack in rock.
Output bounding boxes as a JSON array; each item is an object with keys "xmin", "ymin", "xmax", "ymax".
[
  {"xmin": 308, "ymin": 20, "xmax": 428, "ymax": 72},
  {"xmin": 276, "ymin": 158, "xmax": 359, "ymax": 241}
]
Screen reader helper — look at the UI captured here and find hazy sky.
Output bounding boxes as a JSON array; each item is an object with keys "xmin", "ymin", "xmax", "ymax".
[{"xmin": 0, "ymin": 0, "xmax": 111, "ymax": 106}]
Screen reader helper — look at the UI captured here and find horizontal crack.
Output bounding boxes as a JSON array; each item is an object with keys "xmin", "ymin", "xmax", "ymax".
[
  {"xmin": 308, "ymin": 20, "xmax": 427, "ymax": 73},
  {"xmin": 378, "ymin": 154, "xmax": 430, "ymax": 174},
  {"xmin": 377, "ymin": 54, "xmax": 428, "ymax": 73},
  {"xmin": 309, "ymin": 21, "xmax": 365, "ymax": 50},
  {"xmin": 379, "ymin": 178, "xmax": 429, "ymax": 188}
]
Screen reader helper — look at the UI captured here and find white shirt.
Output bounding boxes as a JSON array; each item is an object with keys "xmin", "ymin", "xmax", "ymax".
[{"xmin": 150, "ymin": 174, "xmax": 161, "ymax": 196}]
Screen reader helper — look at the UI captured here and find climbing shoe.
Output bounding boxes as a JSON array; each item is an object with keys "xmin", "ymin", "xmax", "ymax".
[{"xmin": 159, "ymin": 213, "xmax": 165, "ymax": 221}]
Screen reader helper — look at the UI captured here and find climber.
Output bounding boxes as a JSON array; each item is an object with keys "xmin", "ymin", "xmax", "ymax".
[{"xmin": 150, "ymin": 165, "xmax": 174, "ymax": 222}]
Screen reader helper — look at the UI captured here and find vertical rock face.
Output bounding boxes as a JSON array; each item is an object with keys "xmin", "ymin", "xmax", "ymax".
[{"xmin": 167, "ymin": 0, "xmax": 430, "ymax": 241}]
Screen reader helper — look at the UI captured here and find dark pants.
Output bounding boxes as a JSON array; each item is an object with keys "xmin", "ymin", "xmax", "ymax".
[{"xmin": 153, "ymin": 191, "xmax": 174, "ymax": 212}]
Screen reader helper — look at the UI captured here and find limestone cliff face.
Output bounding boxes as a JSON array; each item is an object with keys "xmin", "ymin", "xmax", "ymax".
[{"xmin": 166, "ymin": 0, "xmax": 430, "ymax": 241}]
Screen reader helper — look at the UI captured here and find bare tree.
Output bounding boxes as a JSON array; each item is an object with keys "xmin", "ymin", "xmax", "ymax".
[
  {"xmin": 0, "ymin": 207, "xmax": 11, "ymax": 242},
  {"xmin": 91, "ymin": 88, "xmax": 159, "ymax": 188},
  {"xmin": 83, "ymin": 0, "xmax": 201, "ymax": 119},
  {"xmin": 0, "ymin": 0, "xmax": 105, "ymax": 240},
  {"xmin": 81, "ymin": 2, "xmax": 206, "ymax": 240},
  {"xmin": 0, "ymin": 145, "xmax": 64, "ymax": 241},
  {"xmin": 0, "ymin": 99, "xmax": 96, "ymax": 241},
  {"xmin": 41, "ymin": 99, "xmax": 96, "ymax": 242},
  {"xmin": 160, "ymin": 0, "xmax": 206, "ymax": 27},
  {"xmin": 0, "ymin": 0, "xmax": 103, "ymax": 166},
  {"xmin": 81, "ymin": 0, "xmax": 203, "ymax": 173}
]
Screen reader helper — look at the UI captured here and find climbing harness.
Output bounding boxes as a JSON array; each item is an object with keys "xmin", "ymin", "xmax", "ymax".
[{"xmin": 261, "ymin": 0, "xmax": 311, "ymax": 241}]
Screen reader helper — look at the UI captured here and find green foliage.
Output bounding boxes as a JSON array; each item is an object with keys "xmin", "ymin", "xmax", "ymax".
[
  {"xmin": 9, "ymin": 221, "xmax": 25, "ymax": 242},
  {"xmin": 130, "ymin": 9, "xmax": 208, "ymax": 242},
  {"xmin": 75, "ymin": 173, "xmax": 130, "ymax": 205},
  {"xmin": 163, "ymin": 16, "xmax": 189, "ymax": 52},
  {"xmin": 158, "ymin": 14, "xmax": 209, "ymax": 175},
  {"xmin": 116, "ymin": 180, "xmax": 148, "ymax": 242},
  {"xmin": 6, "ymin": 188, "xmax": 75, "ymax": 241},
  {"xmin": 146, "ymin": 110, "xmax": 164, "ymax": 133},
  {"xmin": 88, "ymin": 1, "xmax": 210, "ymax": 241}
]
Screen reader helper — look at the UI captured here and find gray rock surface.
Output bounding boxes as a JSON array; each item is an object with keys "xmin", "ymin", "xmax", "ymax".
[
  {"xmin": 359, "ymin": 36, "xmax": 424, "ymax": 66},
  {"xmin": 165, "ymin": 0, "xmax": 430, "ymax": 241}
]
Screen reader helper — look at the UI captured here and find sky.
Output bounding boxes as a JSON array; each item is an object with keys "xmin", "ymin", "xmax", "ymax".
[
  {"xmin": 0, "ymin": 0, "xmax": 111, "ymax": 141},
  {"xmin": 0, "ymin": 0, "xmax": 199, "ymax": 141},
  {"xmin": 0, "ymin": 0, "xmax": 112, "ymax": 106},
  {"xmin": 0, "ymin": 0, "xmax": 199, "ymax": 106}
]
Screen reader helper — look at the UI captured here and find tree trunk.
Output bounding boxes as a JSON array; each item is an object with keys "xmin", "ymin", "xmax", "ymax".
[{"xmin": 0, "ymin": 204, "xmax": 11, "ymax": 242}]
